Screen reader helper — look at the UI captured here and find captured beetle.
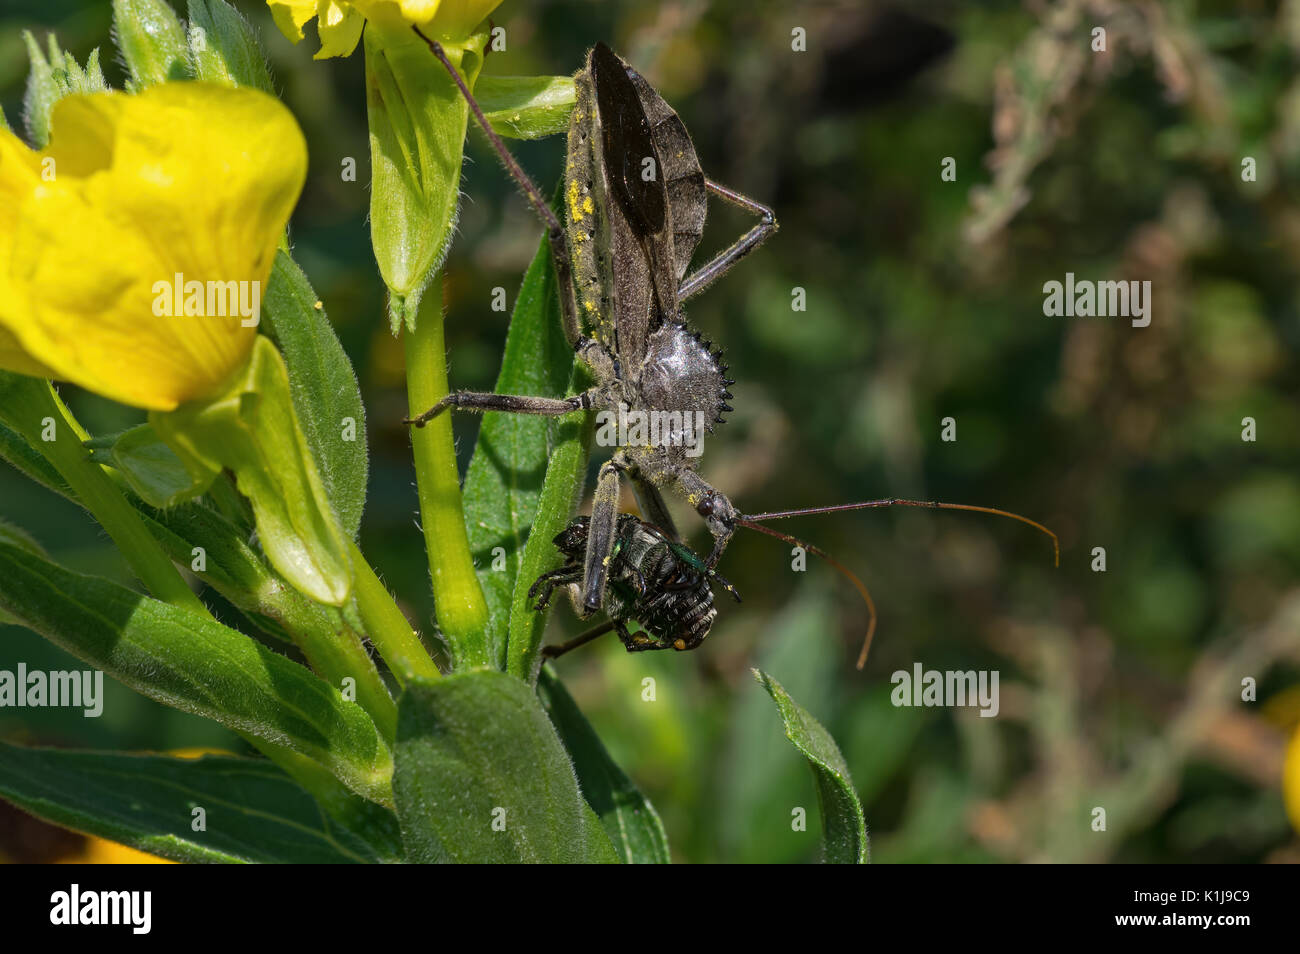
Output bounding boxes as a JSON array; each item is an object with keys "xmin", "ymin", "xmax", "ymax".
[{"xmin": 530, "ymin": 514, "xmax": 740, "ymax": 659}]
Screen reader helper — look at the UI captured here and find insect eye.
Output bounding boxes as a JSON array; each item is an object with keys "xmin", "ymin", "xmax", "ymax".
[{"xmin": 696, "ymin": 496, "xmax": 716, "ymax": 517}]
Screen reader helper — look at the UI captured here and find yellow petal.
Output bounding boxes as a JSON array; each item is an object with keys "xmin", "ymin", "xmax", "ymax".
[
  {"xmin": 0, "ymin": 129, "xmax": 59, "ymax": 380},
  {"xmin": 0, "ymin": 83, "xmax": 306, "ymax": 410},
  {"xmin": 315, "ymin": 0, "xmax": 366, "ymax": 59},
  {"xmin": 0, "ymin": 325, "xmax": 58, "ymax": 378},
  {"xmin": 352, "ymin": 0, "xmax": 502, "ymax": 38},
  {"xmin": 267, "ymin": 0, "xmax": 320, "ymax": 44}
]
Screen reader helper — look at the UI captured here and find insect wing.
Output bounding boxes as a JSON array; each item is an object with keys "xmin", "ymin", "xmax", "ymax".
[
  {"xmin": 591, "ymin": 43, "xmax": 666, "ymax": 235},
  {"xmin": 622, "ymin": 70, "xmax": 707, "ymax": 285}
]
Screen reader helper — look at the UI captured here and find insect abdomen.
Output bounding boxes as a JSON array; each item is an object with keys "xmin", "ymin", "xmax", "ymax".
[{"xmin": 566, "ymin": 62, "xmax": 615, "ymax": 345}]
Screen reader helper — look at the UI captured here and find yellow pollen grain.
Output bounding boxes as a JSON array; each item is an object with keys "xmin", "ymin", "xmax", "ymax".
[{"xmin": 568, "ymin": 179, "xmax": 584, "ymax": 223}]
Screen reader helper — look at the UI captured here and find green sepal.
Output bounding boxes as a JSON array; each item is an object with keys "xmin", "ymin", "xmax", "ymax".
[
  {"xmin": 364, "ymin": 22, "xmax": 486, "ymax": 332},
  {"xmin": 475, "ymin": 75, "xmax": 575, "ymax": 140},
  {"xmin": 21, "ymin": 31, "xmax": 109, "ymax": 147},
  {"xmin": 85, "ymin": 423, "xmax": 207, "ymax": 509},
  {"xmin": 111, "ymin": 0, "xmax": 193, "ymax": 89},
  {"xmin": 151, "ymin": 336, "xmax": 354, "ymax": 606},
  {"xmin": 186, "ymin": 0, "xmax": 274, "ymax": 92}
]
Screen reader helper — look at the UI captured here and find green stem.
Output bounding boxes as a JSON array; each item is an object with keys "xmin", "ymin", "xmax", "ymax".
[
  {"xmin": 0, "ymin": 377, "xmax": 209, "ymax": 618},
  {"xmin": 403, "ymin": 291, "xmax": 489, "ymax": 666},
  {"xmin": 350, "ymin": 540, "xmax": 440, "ymax": 684},
  {"xmin": 293, "ymin": 606, "xmax": 399, "ymax": 741}
]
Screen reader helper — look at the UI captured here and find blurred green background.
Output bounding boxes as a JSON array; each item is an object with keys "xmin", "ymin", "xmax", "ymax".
[{"xmin": 2, "ymin": 0, "xmax": 1299, "ymax": 863}]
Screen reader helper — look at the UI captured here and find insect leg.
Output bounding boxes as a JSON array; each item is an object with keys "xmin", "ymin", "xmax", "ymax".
[
  {"xmin": 413, "ymin": 27, "xmax": 582, "ymax": 347},
  {"xmin": 541, "ymin": 620, "xmax": 617, "ymax": 659},
  {"xmin": 630, "ymin": 473, "xmax": 680, "ymax": 541},
  {"xmin": 580, "ymin": 461, "xmax": 623, "ymax": 615},
  {"xmin": 404, "ymin": 388, "xmax": 597, "ymax": 427},
  {"xmin": 672, "ymin": 469, "xmax": 738, "ymax": 568},
  {"xmin": 527, "ymin": 565, "xmax": 582, "ymax": 610},
  {"xmin": 676, "ymin": 179, "xmax": 778, "ymax": 302}
]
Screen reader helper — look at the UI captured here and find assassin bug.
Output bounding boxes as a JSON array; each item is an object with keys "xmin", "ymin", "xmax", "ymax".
[
  {"xmin": 409, "ymin": 32, "xmax": 1058, "ymax": 668},
  {"xmin": 530, "ymin": 514, "xmax": 741, "ymax": 659}
]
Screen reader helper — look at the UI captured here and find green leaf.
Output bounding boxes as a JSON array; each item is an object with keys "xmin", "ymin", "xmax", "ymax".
[
  {"xmin": 0, "ymin": 418, "xmax": 67, "ymax": 496},
  {"xmin": 476, "ymin": 75, "xmax": 575, "ymax": 140},
  {"xmin": 262, "ymin": 251, "xmax": 368, "ymax": 539},
  {"xmin": 85, "ymin": 423, "xmax": 207, "ymax": 508},
  {"xmin": 186, "ymin": 0, "xmax": 274, "ymax": 92},
  {"xmin": 461, "ymin": 224, "xmax": 576, "ymax": 668},
  {"xmin": 393, "ymin": 672, "xmax": 619, "ymax": 863},
  {"xmin": 537, "ymin": 667, "xmax": 670, "ymax": 863},
  {"xmin": 504, "ymin": 376, "xmax": 591, "ymax": 681},
  {"xmin": 0, "ymin": 413, "xmax": 388, "ymax": 727},
  {"xmin": 112, "ymin": 0, "xmax": 193, "ymax": 88},
  {"xmin": 754, "ymin": 669, "xmax": 869, "ymax": 864},
  {"xmin": 0, "ymin": 744, "xmax": 401, "ymax": 863},
  {"xmin": 0, "ymin": 518, "xmax": 45, "ymax": 627},
  {"xmin": 0, "ymin": 540, "xmax": 393, "ymax": 806}
]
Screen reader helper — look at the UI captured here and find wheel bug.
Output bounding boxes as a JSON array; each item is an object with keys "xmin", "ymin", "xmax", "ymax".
[
  {"xmin": 408, "ymin": 32, "xmax": 1059, "ymax": 668},
  {"xmin": 531, "ymin": 514, "xmax": 740, "ymax": 659}
]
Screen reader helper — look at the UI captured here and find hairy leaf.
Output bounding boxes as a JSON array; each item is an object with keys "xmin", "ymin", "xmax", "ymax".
[
  {"xmin": 538, "ymin": 667, "xmax": 670, "ymax": 863},
  {"xmin": 0, "ymin": 744, "xmax": 401, "ymax": 863},
  {"xmin": 262, "ymin": 250, "xmax": 368, "ymax": 540},
  {"xmin": 393, "ymin": 672, "xmax": 618, "ymax": 863},
  {"xmin": 0, "ymin": 541, "xmax": 393, "ymax": 805},
  {"xmin": 462, "ymin": 225, "xmax": 575, "ymax": 668}
]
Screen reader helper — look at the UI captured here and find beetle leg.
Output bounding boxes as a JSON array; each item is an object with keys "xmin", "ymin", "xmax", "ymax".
[
  {"xmin": 541, "ymin": 620, "xmax": 617, "ymax": 659},
  {"xmin": 527, "ymin": 565, "xmax": 581, "ymax": 610}
]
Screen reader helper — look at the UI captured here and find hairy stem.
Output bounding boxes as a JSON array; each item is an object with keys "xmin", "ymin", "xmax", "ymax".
[
  {"xmin": 350, "ymin": 539, "xmax": 440, "ymax": 684},
  {"xmin": 403, "ymin": 291, "xmax": 490, "ymax": 667}
]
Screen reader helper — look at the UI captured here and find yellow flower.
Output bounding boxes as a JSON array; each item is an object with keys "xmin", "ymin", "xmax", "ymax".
[
  {"xmin": 268, "ymin": 0, "xmax": 502, "ymax": 58},
  {"xmin": 0, "ymin": 83, "xmax": 305, "ymax": 411}
]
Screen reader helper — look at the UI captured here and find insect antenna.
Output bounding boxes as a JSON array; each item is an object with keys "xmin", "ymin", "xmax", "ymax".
[
  {"xmin": 737, "ymin": 500, "xmax": 1059, "ymax": 670},
  {"xmin": 744, "ymin": 499, "xmax": 1059, "ymax": 567},
  {"xmin": 732, "ymin": 517, "xmax": 879, "ymax": 670}
]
